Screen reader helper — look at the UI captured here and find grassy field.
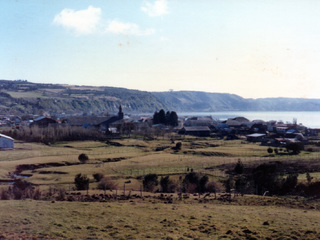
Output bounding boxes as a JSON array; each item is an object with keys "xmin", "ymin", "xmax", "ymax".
[
  {"xmin": 1, "ymin": 137, "xmax": 320, "ymax": 239},
  {"xmin": 1, "ymin": 138, "xmax": 320, "ymax": 189},
  {"xmin": 0, "ymin": 197, "xmax": 320, "ymax": 240}
]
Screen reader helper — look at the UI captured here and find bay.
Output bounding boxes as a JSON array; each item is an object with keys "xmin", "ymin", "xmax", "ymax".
[{"xmin": 178, "ymin": 111, "xmax": 320, "ymax": 128}]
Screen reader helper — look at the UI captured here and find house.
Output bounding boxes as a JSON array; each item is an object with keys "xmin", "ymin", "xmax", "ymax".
[
  {"xmin": 246, "ymin": 133, "xmax": 266, "ymax": 142},
  {"xmin": 31, "ymin": 117, "xmax": 57, "ymax": 127},
  {"xmin": 0, "ymin": 134, "xmax": 14, "ymax": 149},
  {"xmin": 184, "ymin": 117, "xmax": 213, "ymax": 127},
  {"xmin": 66, "ymin": 116, "xmax": 111, "ymax": 129},
  {"xmin": 179, "ymin": 126, "xmax": 211, "ymax": 137},
  {"xmin": 64, "ymin": 105, "xmax": 124, "ymax": 133}
]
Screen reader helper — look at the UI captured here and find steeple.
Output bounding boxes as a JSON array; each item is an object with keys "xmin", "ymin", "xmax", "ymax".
[{"xmin": 118, "ymin": 105, "xmax": 124, "ymax": 119}]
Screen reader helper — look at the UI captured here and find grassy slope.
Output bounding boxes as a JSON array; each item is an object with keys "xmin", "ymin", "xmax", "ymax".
[
  {"xmin": 1, "ymin": 138, "xmax": 320, "ymax": 187},
  {"xmin": 1, "ymin": 138, "xmax": 320, "ymax": 239},
  {"xmin": 0, "ymin": 199, "xmax": 319, "ymax": 240}
]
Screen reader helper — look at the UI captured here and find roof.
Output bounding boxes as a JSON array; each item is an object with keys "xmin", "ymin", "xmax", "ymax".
[
  {"xmin": 0, "ymin": 134, "xmax": 14, "ymax": 141},
  {"xmin": 226, "ymin": 120, "xmax": 241, "ymax": 126},
  {"xmin": 231, "ymin": 117, "xmax": 250, "ymax": 123},
  {"xmin": 246, "ymin": 133, "xmax": 266, "ymax": 138},
  {"xmin": 182, "ymin": 126, "xmax": 211, "ymax": 132},
  {"xmin": 34, "ymin": 116, "xmax": 46, "ymax": 121},
  {"xmin": 66, "ymin": 116, "xmax": 112, "ymax": 126}
]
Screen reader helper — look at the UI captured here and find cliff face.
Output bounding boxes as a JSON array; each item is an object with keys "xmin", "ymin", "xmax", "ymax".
[{"xmin": 1, "ymin": 80, "xmax": 320, "ymax": 115}]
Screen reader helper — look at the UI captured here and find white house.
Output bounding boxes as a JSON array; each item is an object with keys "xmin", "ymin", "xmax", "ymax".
[{"xmin": 0, "ymin": 134, "xmax": 14, "ymax": 149}]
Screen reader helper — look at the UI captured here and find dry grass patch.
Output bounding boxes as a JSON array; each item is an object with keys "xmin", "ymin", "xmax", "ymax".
[{"xmin": 0, "ymin": 199, "xmax": 320, "ymax": 239}]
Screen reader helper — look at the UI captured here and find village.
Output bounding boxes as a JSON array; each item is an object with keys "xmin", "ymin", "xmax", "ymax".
[{"xmin": 1, "ymin": 106, "xmax": 320, "ymax": 151}]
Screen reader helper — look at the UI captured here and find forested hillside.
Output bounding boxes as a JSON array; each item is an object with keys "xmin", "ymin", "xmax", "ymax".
[{"xmin": 1, "ymin": 80, "xmax": 320, "ymax": 115}]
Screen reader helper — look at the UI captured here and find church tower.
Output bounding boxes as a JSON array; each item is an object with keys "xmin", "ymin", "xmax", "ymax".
[{"xmin": 118, "ymin": 105, "xmax": 124, "ymax": 119}]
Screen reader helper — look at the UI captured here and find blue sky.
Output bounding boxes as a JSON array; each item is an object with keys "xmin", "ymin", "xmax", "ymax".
[{"xmin": 1, "ymin": 0, "xmax": 320, "ymax": 99}]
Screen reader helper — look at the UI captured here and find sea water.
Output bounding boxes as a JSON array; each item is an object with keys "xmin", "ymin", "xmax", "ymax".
[{"xmin": 178, "ymin": 111, "xmax": 320, "ymax": 128}]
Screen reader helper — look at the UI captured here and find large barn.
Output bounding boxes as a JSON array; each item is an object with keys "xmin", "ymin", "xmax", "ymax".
[{"xmin": 0, "ymin": 134, "xmax": 14, "ymax": 149}]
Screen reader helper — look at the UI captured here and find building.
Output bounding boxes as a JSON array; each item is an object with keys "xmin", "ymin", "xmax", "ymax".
[
  {"xmin": 179, "ymin": 126, "xmax": 211, "ymax": 137},
  {"xmin": 31, "ymin": 117, "xmax": 57, "ymax": 127},
  {"xmin": 246, "ymin": 133, "xmax": 266, "ymax": 142},
  {"xmin": 0, "ymin": 134, "xmax": 14, "ymax": 149}
]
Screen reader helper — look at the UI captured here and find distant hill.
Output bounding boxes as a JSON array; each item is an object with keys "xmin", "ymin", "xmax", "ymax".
[{"xmin": 1, "ymin": 80, "xmax": 320, "ymax": 115}]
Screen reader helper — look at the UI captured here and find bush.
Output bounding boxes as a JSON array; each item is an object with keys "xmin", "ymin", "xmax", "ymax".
[
  {"xmin": 78, "ymin": 153, "xmax": 89, "ymax": 164},
  {"xmin": 160, "ymin": 176, "xmax": 176, "ymax": 193},
  {"xmin": 93, "ymin": 173, "xmax": 104, "ymax": 182},
  {"xmin": 206, "ymin": 181, "xmax": 218, "ymax": 193},
  {"xmin": 143, "ymin": 174, "xmax": 158, "ymax": 192},
  {"xmin": 285, "ymin": 142, "xmax": 304, "ymax": 155},
  {"xmin": 98, "ymin": 177, "xmax": 117, "ymax": 190},
  {"xmin": 182, "ymin": 172, "xmax": 210, "ymax": 193},
  {"xmin": 175, "ymin": 142, "xmax": 182, "ymax": 150},
  {"xmin": 74, "ymin": 173, "xmax": 89, "ymax": 190},
  {"xmin": 234, "ymin": 159, "xmax": 244, "ymax": 174},
  {"xmin": 280, "ymin": 173, "xmax": 298, "ymax": 195},
  {"xmin": 267, "ymin": 147, "xmax": 273, "ymax": 154}
]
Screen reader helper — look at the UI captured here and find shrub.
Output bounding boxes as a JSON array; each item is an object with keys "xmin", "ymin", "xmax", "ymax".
[
  {"xmin": 224, "ymin": 176, "xmax": 234, "ymax": 193},
  {"xmin": 143, "ymin": 174, "xmax": 158, "ymax": 192},
  {"xmin": 285, "ymin": 142, "xmax": 304, "ymax": 155},
  {"xmin": 306, "ymin": 172, "xmax": 313, "ymax": 184},
  {"xmin": 98, "ymin": 177, "xmax": 117, "ymax": 190},
  {"xmin": 175, "ymin": 142, "xmax": 182, "ymax": 150},
  {"xmin": 206, "ymin": 181, "xmax": 218, "ymax": 193},
  {"xmin": 78, "ymin": 153, "xmax": 89, "ymax": 164},
  {"xmin": 74, "ymin": 174, "xmax": 89, "ymax": 190},
  {"xmin": 267, "ymin": 147, "xmax": 273, "ymax": 154},
  {"xmin": 234, "ymin": 159, "xmax": 244, "ymax": 174},
  {"xmin": 280, "ymin": 173, "xmax": 298, "ymax": 195},
  {"xmin": 160, "ymin": 176, "xmax": 176, "ymax": 193},
  {"xmin": 182, "ymin": 172, "xmax": 210, "ymax": 193},
  {"xmin": 0, "ymin": 189, "xmax": 10, "ymax": 200},
  {"xmin": 93, "ymin": 173, "xmax": 104, "ymax": 182},
  {"xmin": 199, "ymin": 175, "xmax": 209, "ymax": 193}
]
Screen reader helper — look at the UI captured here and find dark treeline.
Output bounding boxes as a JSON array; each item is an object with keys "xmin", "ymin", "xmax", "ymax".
[{"xmin": 153, "ymin": 109, "xmax": 178, "ymax": 127}]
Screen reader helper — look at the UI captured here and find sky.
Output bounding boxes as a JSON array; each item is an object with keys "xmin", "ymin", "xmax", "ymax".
[{"xmin": 1, "ymin": 0, "xmax": 320, "ymax": 99}]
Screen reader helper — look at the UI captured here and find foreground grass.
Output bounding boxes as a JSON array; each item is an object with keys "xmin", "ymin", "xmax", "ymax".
[{"xmin": 0, "ymin": 198, "xmax": 319, "ymax": 240}]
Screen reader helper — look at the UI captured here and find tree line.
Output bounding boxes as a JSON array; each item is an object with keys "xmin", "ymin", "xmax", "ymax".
[{"xmin": 153, "ymin": 109, "xmax": 178, "ymax": 127}]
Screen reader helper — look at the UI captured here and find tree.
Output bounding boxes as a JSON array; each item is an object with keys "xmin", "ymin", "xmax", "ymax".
[
  {"xmin": 143, "ymin": 174, "xmax": 159, "ymax": 192},
  {"xmin": 252, "ymin": 163, "xmax": 281, "ymax": 195},
  {"xmin": 158, "ymin": 109, "xmax": 166, "ymax": 125},
  {"xmin": 166, "ymin": 111, "xmax": 171, "ymax": 125},
  {"xmin": 286, "ymin": 142, "xmax": 303, "ymax": 155},
  {"xmin": 234, "ymin": 159, "xmax": 244, "ymax": 174},
  {"xmin": 175, "ymin": 142, "xmax": 182, "ymax": 151},
  {"xmin": 160, "ymin": 176, "xmax": 175, "ymax": 193},
  {"xmin": 306, "ymin": 172, "xmax": 313, "ymax": 185},
  {"xmin": 168, "ymin": 111, "xmax": 178, "ymax": 127},
  {"xmin": 93, "ymin": 173, "xmax": 104, "ymax": 182},
  {"xmin": 182, "ymin": 172, "xmax": 199, "ymax": 193},
  {"xmin": 199, "ymin": 175, "xmax": 209, "ymax": 193},
  {"xmin": 74, "ymin": 173, "xmax": 89, "ymax": 190},
  {"xmin": 153, "ymin": 111, "xmax": 159, "ymax": 124},
  {"xmin": 280, "ymin": 173, "xmax": 298, "ymax": 195},
  {"xmin": 267, "ymin": 147, "xmax": 273, "ymax": 154},
  {"xmin": 78, "ymin": 153, "xmax": 89, "ymax": 164}
]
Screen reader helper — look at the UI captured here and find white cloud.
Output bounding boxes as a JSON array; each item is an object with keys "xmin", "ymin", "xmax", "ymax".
[
  {"xmin": 141, "ymin": 0, "xmax": 169, "ymax": 17},
  {"xmin": 53, "ymin": 6, "xmax": 155, "ymax": 36},
  {"xmin": 53, "ymin": 6, "xmax": 101, "ymax": 35},
  {"xmin": 106, "ymin": 20, "xmax": 155, "ymax": 36}
]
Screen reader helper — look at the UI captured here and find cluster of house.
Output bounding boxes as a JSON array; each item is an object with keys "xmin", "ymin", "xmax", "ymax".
[
  {"xmin": 179, "ymin": 116, "xmax": 320, "ymax": 147},
  {"xmin": 1, "ymin": 108, "xmax": 320, "ymax": 150}
]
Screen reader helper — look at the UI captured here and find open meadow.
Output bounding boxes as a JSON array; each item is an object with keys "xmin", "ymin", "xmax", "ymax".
[{"xmin": 1, "ymin": 136, "xmax": 320, "ymax": 239}]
